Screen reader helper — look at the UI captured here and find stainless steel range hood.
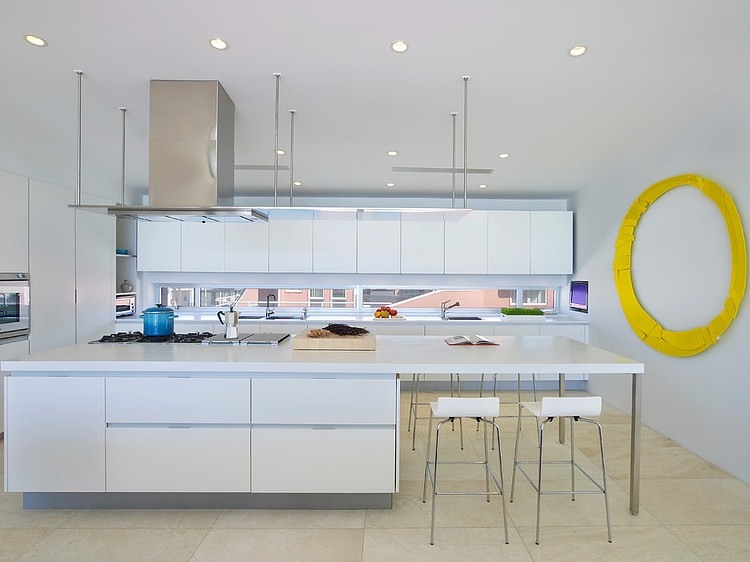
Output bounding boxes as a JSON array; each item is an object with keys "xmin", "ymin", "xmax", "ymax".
[{"xmin": 78, "ymin": 79, "xmax": 266, "ymax": 222}]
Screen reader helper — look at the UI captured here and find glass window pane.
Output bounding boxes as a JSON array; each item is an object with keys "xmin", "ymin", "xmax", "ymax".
[{"xmin": 158, "ymin": 287, "xmax": 195, "ymax": 308}]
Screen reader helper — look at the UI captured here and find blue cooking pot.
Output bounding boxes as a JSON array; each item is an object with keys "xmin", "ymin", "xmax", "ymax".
[{"xmin": 140, "ymin": 304, "xmax": 178, "ymax": 336}]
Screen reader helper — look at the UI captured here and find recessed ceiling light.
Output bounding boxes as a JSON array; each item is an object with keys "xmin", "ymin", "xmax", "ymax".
[
  {"xmin": 386, "ymin": 182, "xmax": 395, "ymax": 187},
  {"xmin": 386, "ymin": 151, "xmax": 398, "ymax": 156},
  {"xmin": 209, "ymin": 37, "xmax": 228, "ymax": 50},
  {"xmin": 568, "ymin": 45, "xmax": 586, "ymax": 57},
  {"xmin": 24, "ymin": 35, "xmax": 47, "ymax": 47},
  {"xmin": 276, "ymin": 149, "xmax": 286, "ymax": 155},
  {"xmin": 293, "ymin": 181, "xmax": 302, "ymax": 186},
  {"xmin": 478, "ymin": 184, "xmax": 488, "ymax": 189},
  {"xmin": 498, "ymin": 153, "xmax": 510, "ymax": 159},
  {"xmin": 390, "ymin": 40, "xmax": 408, "ymax": 53}
]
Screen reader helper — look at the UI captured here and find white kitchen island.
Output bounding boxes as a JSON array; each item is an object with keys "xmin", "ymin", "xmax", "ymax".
[{"xmin": 2, "ymin": 335, "xmax": 644, "ymax": 514}]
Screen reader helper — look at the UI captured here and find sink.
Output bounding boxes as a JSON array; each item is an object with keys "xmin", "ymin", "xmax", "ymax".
[
  {"xmin": 445, "ymin": 316, "xmax": 483, "ymax": 321},
  {"xmin": 239, "ymin": 314, "xmax": 264, "ymax": 320},
  {"xmin": 265, "ymin": 315, "xmax": 305, "ymax": 320}
]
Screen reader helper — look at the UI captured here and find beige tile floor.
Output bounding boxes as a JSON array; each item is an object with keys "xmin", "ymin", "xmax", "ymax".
[{"xmin": 2, "ymin": 389, "xmax": 750, "ymax": 561}]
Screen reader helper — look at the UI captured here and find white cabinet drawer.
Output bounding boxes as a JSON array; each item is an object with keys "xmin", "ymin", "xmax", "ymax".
[
  {"xmin": 106, "ymin": 427, "xmax": 250, "ymax": 492},
  {"xmin": 252, "ymin": 426, "xmax": 395, "ymax": 493},
  {"xmin": 106, "ymin": 378, "xmax": 250, "ymax": 423},
  {"xmin": 252, "ymin": 378, "xmax": 396, "ymax": 424}
]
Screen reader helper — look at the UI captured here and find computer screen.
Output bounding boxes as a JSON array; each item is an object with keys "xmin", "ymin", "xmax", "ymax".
[{"xmin": 569, "ymin": 281, "xmax": 589, "ymax": 313}]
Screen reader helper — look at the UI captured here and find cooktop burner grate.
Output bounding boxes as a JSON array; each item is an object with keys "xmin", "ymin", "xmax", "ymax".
[{"xmin": 93, "ymin": 331, "xmax": 214, "ymax": 344}]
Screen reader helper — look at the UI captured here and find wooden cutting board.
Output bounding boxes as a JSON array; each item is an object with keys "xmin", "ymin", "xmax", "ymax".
[{"xmin": 291, "ymin": 332, "xmax": 376, "ymax": 351}]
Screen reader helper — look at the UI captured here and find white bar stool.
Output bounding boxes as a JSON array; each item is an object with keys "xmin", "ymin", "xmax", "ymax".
[
  {"xmin": 407, "ymin": 373, "xmax": 464, "ymax": 451},
  {"xmin": 510, "ymin": 396, "xmax": 612, "ymax": 544},
  {"xmin": 421, "ymin": 397, "xmax": 509, "ymax": 546}
]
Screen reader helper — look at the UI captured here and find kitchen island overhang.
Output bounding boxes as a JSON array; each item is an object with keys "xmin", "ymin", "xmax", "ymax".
[{"xmin": 2, "ymin": 336, "xmax": 645, "ymax": 513}]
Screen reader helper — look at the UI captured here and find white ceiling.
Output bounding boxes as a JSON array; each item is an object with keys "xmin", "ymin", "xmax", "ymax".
[{"xmin": 3, "ymin": 0, "xmax": 749, "ymax": 202}]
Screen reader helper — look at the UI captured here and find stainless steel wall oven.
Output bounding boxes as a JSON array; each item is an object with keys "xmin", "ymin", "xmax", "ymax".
[{"xmin": 0, "ymin": 273, "xmax": 30, "ymax": 341}]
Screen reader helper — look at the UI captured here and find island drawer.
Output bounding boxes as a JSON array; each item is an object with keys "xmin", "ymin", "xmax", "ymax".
[
  {"xmin": 106, "ymin": 377, "xmax": 250, "ymax": 423},
  {"xmin": 106, "ymin": 426, "xmax": 250, "ymax": 492},
  {"xmin": 251, "ymin": 426, "xmax": 395, "ymax": 493},
  {"xmin": 251, "ymin": 377, "xmax": 396, "ymax": 424}
]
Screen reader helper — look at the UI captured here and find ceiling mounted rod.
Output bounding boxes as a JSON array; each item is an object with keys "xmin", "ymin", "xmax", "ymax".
[
  {"xmin": 451, "ymin": 112, "xmax": 457, "ymax": 209},
  {"xmin": 289, "ymin": 109, "xmax": 296, "ymax": 207},
  {"xmin": 462, "ymin": 76, "xmax": 470, "ymax": 209},
  {"xmin": 273, "ymin": 73, "xmax": 281, "ymax": 207},
  {"xmin": 119, "ymin": 107, "xmax": 127, "ymax": 205},
  {"xmin": 75, "ymin": 70, "xmax": 83, "ymax": 206}
]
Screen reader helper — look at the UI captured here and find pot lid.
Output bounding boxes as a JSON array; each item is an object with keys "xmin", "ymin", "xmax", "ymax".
[{"xmin": 143, "ymin": 304, "xmax": 175, "ymax": 315}]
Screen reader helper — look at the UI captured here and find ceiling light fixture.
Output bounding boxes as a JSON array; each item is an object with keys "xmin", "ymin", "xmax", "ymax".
[
  {"xmin": 386, "ymin": 182, "xmax": 395, "ymax": 187},
  {"xmin": 386, "ymin": 150, "xmax": 398, "ymax": 156},
  {"xmin": 209, "ymin": 37, "xmax": 228, "ymax": 50},
  {"xmin": 390, "ymin": 40, "xmax": 408, "ymax": 53},
  {"xmin": 293, "ymin": 181, "xmax": 302, "ymax": 186},
  {"xmin": 568, "ymin": 45, "xmax": 586, "ymax": 57},
  {"xmin": 478, "ymin": 184, "xmax": 488, "ymax": 189},
  {"xmin": 498, "ymin": 153, "xmax": 509, "ymax": 159},
  {"xmin": 276, "ymin": 149, "xmax": 286, "ymax": 155},
  {"xmin": 24, "ymin": 34, "xmax": 47, "ymax": 47}
]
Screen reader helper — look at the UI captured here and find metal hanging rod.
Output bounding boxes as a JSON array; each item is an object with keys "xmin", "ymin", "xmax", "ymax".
[
  {"xmin": 75, "ymin": 70, "xmax": 83, "ymax": 206},
  {"xmin": 273, "ymin": 73, "xmax": 281, "ymax": 207},
  {"xmin": 119, "ymin": 107, "xmax": 127, "ymax": 205},
  {"xmin": 462, "ymin": 76, "xmax": 470, "ymax": 209},
  {"xmin": 289, "ymin": 109, "xmax": 296, "ymax": 207},
  {"xmin": 451, "ymin": 112, "xmax": 457, "ymax": 209}
]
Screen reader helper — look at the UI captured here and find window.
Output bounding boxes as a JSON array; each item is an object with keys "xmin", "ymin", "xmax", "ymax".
[{"xmin": 156, "ymin": 285, "xmax": 557, "ymax": 313}]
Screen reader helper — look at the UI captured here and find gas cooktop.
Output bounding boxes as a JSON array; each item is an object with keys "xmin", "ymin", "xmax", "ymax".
[{"xmin": 91, "ymin": 331, "xmax": 214, "ymax": 344}]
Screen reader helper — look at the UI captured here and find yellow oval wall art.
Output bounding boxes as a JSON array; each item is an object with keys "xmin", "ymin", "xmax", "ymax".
[{"xmin": 613, "ymin": 174, "xmax": 746, "ymax": 356}]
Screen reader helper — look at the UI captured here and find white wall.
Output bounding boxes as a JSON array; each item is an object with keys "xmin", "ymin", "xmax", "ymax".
[{"xmin": 571, "ymin": 76, "xmax": 750, "ymax": 483}]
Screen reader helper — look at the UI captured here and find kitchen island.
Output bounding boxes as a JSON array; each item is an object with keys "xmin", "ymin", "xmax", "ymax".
[{"xmin": 2, "ymin": 335, "xmax": 644, "ymax": 513}]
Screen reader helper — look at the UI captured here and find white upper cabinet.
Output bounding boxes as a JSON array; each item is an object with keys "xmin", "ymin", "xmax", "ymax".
[
  {"xmin": 444, "ymin": 210, "xmax": 487, "ymax": 274},
  {"xmin": 401, "ymin": 212, "xmax": 444, "ymax": 274},
  {"xmin": 357, "ymin": 211, "xmax": 401, "ymax": 273},
  {"xmin": 137, "ymin": 221, "xmax": 181, "ymax": 271},
  {"xmin": 0, "ymin": 171, "xmax": 29, "ymax": 272},
  {"xmin": 313, "ymin": 211, "xmax": 357, "ymax": 273},
  {"xmin": 487, "ymin": 211, "xmax": 531, "ymax": 274},
  {"xmin": 225, "ymin": 221, "xmax": 269, "ymax": 272},
  {"xmin": 181, "ymin": 221, "xmax": 225, "ymax": 272},
  {"xmin": 530, "ymin": 211, "xmax": 573, "ymax": 274},
  {"xmin": 268, "ymin": 209, "xmax": 313, "ymax": 272}
]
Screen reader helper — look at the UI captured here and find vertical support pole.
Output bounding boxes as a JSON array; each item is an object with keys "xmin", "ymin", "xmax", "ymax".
[
  {"xmin": 630, "ymin": 372, "xmax": 643, "ymax": 514},
  {"xmin": 462, "ymin": 76, "xmax": 470, "ymax": 209},
  {"xmin": 273, "ymin": 73, "xmax": 281, "ymax": 207},
  {"xmin": 289, "ymin": 109, "xmax": 296, "ymax": 207}
]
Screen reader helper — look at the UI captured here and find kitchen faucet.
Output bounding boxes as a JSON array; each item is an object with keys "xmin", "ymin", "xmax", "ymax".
[
  {"xmin": 440, "ymin": 299, "xmax": 460, "ymax": 319},
  {"xmin": 265, "ymin": 294, "xmax": 277, "ymax": 319}
]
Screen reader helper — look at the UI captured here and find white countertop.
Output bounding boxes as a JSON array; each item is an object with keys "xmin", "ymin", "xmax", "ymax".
[{"xmin": 1, "ymin": 335, "xmax": 642, "ymax": 375}]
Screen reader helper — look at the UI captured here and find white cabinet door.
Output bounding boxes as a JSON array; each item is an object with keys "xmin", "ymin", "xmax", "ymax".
[
  {"xmin": 29, "ymin": 180, "xmax": 76, "ymax": 353},
  {"xmin": 5, "ymin": 376, "xmax": 105, "ymax": 492},
  {"xmin": 444, "ymin": 210, "xmax": 487, "ymax": 274},
  {"xmin": 0, "ymin": 339, "xmax": 30, "ymax": 435},
  {"xmin": 252, "ymin": 426, "xmax": 395, "ymax": 493},
  {"xmin": 75, "ymin": 205, "xmax": 116, "ymax": 343},
  {"xmin": 0, "ymin": 170, "xmax": 29, "ymax": 272},
  {"xmin": 225, "ymin": 221, "xmax": 269, "ymax": 272},
  {"xmin": 252, "ymin": 378, "xmax": 396, "ymax": 424},
  {"xmin": 357, "ymin": 212, "xmax": 401, "ymax": 273},
  {"xmin": 137, "ymin": 221, "xmax": 181, "ymax": 271},
  {"xmin": 106, "ymin": 427, "xmax": 250, "ymax": 492},
  {"xmin": 181, "ymin": 221, "xmax": 225, "ymax": 272},
  {"xmin": 268, "ymin": 210, "xmax": 313, "ymax": 272},
  {"xmin": 313, "ymin": 211, "xmax": 357, "ymax": 273},
  {"xmin": 401, "ymin": 212, "xmax": 444, "ymax": 273},
  {"xmin": 106, "ymin": 377, "xmax": 250, "ymax": 423},
  {"xmin": 530, "ymin": 211, "xmax": 573, "ymax": 274},
  {"xmin": 487, "ymin": 211, "xmax": 530, "ymax": 274},
  {"xmin": 538, "ymin": 324, "xmax": 588, "ymax": 343}
]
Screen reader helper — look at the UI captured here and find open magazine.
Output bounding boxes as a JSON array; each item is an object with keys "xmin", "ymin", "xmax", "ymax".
[{"xmin": 444, "ymin": 335, "xmax": 499, "ymax": 346}]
